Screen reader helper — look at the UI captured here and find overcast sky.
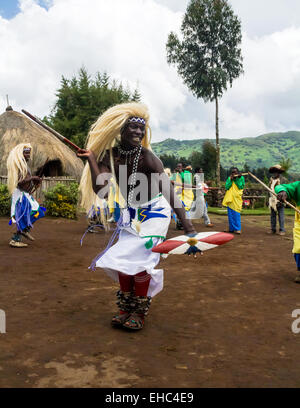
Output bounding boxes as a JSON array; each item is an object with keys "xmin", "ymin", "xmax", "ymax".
[{"xmin": 1, "ymin": 0, "xmax": 300, "ymax": 142}]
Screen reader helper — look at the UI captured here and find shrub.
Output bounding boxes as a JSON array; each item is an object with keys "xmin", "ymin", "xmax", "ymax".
[
  {"xmin": 44, "ymin": 182, "xmax": 79, "ymax": 219},
  {"xmin": 0, "ymin": 184, "xmax": 10, "ymax": 217}
]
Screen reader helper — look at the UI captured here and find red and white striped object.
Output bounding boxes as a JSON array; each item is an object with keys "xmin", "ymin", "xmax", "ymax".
[
  {"xmin": 198, "ymin": 182, "xmax": 209, "ymax": 194},
  {"xmin": 152, "ymin": 231, "xmax": 234, "ymax": 255}
]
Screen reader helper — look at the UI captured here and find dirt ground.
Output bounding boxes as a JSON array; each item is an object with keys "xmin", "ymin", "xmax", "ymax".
[{"xmin": 0, "ymin": 212, "xmax": 300, "ymax": 388}]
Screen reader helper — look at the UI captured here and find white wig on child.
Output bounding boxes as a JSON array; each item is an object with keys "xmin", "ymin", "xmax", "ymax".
[
  {"xmin": 79, "ymin": 102, "xmax": 151, "ymax": 213},
  {"xmin": 6, "ymin": 143, "xmax": 32, "ymax": 195}
]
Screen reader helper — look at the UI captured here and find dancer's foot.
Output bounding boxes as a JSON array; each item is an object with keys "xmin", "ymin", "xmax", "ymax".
[
  {"xmin": 206, "ymin": 223, "xmax": 214, "ymax": 227},
  {"xmin": 9, "ymin": 240, "xmax": 28, "ymax": 248},
  {"xmin": 21, "ymin": 231, "xmax": 35, "ymax": 241},
  {"xmin": 294, "ymin": 275, "xmax": 300, "ymax": 284},
  {"xmin": 111, "ymin": 312, "xmax": 130, "ymax": 327},
  {"xmin": 123, "ymin": 312, "xmax": 145, "ymax": 330},
  {"xmin": 176, "ymin": 223, "xmax": 183, "ymax": 230}
]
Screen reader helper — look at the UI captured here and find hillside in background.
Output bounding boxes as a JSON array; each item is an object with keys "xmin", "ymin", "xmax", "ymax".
[{"xmin": 152, "ymin": 131, "xmax": 300, "ymax": 173}]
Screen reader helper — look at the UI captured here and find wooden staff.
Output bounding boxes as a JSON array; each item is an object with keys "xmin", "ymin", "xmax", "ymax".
[
  {"xmin": 22, "ymin": 109, "xmax": 81, "ymax": 151},
  {"xmin": 232, "ymin": 173, "xmax": 248, "ymax": 177},
  {"xmin": 247, "ymin": 171, "xmax": 300, "ymax": 215},
  {"xmin": 171, "ymin": 181, "xmax": 213, "ymax": 191}
]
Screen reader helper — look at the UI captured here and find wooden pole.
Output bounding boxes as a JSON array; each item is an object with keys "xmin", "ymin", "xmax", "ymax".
[
  {"xmin": 247, "ymin": 171, "xmax": 300, "ymax": 215},
  {"xmin": 215, "ymin": 96, "xmax": 221, "ymax": 186},
  {"xmin": 22, "ymin": 109, "xmax": 81, "ymax": 151}
]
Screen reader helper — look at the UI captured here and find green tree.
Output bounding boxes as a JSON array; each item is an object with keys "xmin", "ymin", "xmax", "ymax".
[
  {"xmin": 188, "ymin": 150, "xmax": 203, "ymax": 170},
  {"xmin": 166, "ymin": 0, "xmax": 243, "ymax": 185},
  {"xmin": 131, "ymin": 87, "xmax": 142, "ymax": 102},
  {"xmin": 45, "ymin": 67, "xmax": 141, "ymax": 148},
  {"xmin": 243, "ymin": 162, "xmax": 251, "ymax": 173},
  {"xmin": 159, "ymin": 154, "xmax": 178, "ymax": 171},
  {"xmin": 279, "ymin": 157, "xmax": 292, "ymax": 176},
  {"xmin": 251, "ymin": 167, "xmax": 269, "ymax": 184},
  {"xmin": 200, "ymin": 140, "xmax": 217, "ymax": 179}
]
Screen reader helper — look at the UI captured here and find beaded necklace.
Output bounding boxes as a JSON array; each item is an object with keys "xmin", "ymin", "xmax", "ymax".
[
  {"xmin": 118, "ymin": 145, "xmax": 140, "ymax": 165},
  {"xmin": 117, "ymin": 144, "xmax": 142, "ymax": 208},
  {"xmin": 118, "ymin": 144, "xmax": 140, "ymax": 156},
  {"xmin": 127, "ymin": 145, "xmax": 142, "ymax": 208}
]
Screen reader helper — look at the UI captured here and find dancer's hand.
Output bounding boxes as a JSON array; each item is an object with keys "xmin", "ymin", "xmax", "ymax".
[
  {"xmin": 277, "ymin": 191, "xmax": 287, "ymax": 202},
  {"xmin": 77, "ymin": 148, "xmax": 93, "ymax": 158},
  {"xmin": 31, "ymin": 176, "xmax": 42, "ymax": 184}
]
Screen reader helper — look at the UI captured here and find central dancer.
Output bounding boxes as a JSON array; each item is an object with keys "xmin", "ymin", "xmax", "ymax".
[{"xmin": 78, "ymin": 102, "xmax": 197, "ymax": 330}]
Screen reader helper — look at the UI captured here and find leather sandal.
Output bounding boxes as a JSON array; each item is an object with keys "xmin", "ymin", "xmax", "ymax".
[
  {"xmin": 123, "ymin": 312, "xmax": 145, "ymax": 330},
  {"xmin": 111, "ymin": 312, "xmax": 130, "ymax": 327}
]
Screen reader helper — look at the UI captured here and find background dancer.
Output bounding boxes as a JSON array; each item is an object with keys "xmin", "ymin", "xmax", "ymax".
[
  {"xmin": 170, "ymin": 163, "xmax": 194, "ymax": 230},
  {"xmin": 222, "ymin": 167, "xmax": 245, "ymax": 234},
  {"xmin": 78, "ymin": 102, "xmax": 197, "ymax": 331},
  {"xmin": 190, "ymin": 167, "xmax": 214, "ymax": 227},
  {"xmin": 275, "ymin": 181, "xmax": 300, "ymax": 283},
  {"xmin": 86, "ymin": 193, "xmax": 109, "ymax": 233},
  {"xmin": 7, "ymin": 143, "xmax": 45, "ymax": 248},
  {"xmin": 268, "ymin": 164, "xmax": 286, "ymax": 235}
]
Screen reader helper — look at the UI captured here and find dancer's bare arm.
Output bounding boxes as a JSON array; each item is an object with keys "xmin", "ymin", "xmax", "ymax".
[
  {"xmin": 77, "ymin": 149, "xmax": 110, "ymax": 194},
  {"xmin": 18, "ymin": 174, "xmax": 41, "ymax": 192},
  {"xmin": 143, "ymin": 150, "xmax": 196, "ymax": 235}
]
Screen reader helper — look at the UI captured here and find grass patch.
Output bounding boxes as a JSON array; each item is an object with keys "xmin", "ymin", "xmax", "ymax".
[{"xmin": 208, "ymin": 207, "xmax": 295, "ymax": 216}]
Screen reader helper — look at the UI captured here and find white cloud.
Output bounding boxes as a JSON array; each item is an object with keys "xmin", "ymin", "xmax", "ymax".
[
  {"xmin": 159, "ymin": 0, "xmax": 300, "ymax": 37},
  {"xmin": 1, "ymin": 0, "xmax": 185, "ymax": 132},
  {"xmin": 230, "ymin": 0, "xmax": 300, "ymax": 37},
  {"xmin": 222, "ymin": 27, "xmax": 300, "ymax": 136},
  {"xmin": 1, "ymin": 0, "xmax": 300, "ymax": 143}
]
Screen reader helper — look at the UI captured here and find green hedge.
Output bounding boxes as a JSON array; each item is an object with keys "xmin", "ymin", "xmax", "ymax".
[
  {"xmin": 0, "ymin": 184, "xmax": 10, "ymax": 217},
  {"xmin": 44, "ymin": 182, "xmax": 79, "ymax": 219}
]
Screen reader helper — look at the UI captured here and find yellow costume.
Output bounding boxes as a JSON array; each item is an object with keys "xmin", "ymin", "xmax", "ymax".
[
  {"xmin": 222, "ymin": 176, "xmax": 245, "ymax": 232},
  {"xmin": 222, "ymin": 177, "xmax": 244, "ymax": 213},
  {"xmin": 171, "ymin": 171, "xmax": 194, "ymax": 211},
  {"xmin": 275, "ymin": 181, "xmax": 300, "ymax": 277},
  {"xmin": 275, "ymin": 181, "xmax": 300, "ymax": 254}
]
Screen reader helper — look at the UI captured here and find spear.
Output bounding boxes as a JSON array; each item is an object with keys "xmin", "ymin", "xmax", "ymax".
[
  {"xmin": 247, "ymin": 171, "xmax": 300, "ymax": 215},
  {"xmin": 22, "ymin": 109, "xmax": 81, "ymax": 151}
]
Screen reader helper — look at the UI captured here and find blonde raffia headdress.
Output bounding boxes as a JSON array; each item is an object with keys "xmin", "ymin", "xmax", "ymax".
[
  {"xmin": 6, "ymin": 143, "xmax": 32, "ymax": 195},
  {"xmin": 79, "ymin": 102, "xmax": 151, "ymax": 215}
]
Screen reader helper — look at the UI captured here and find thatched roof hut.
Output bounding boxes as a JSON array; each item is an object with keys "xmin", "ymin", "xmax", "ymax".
[{"xmin": 0, "ymin": 107, "xmax": 84, "ymax": 180}]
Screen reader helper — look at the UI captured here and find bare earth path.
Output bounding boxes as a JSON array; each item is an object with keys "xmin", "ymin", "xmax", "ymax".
[{"xmin": 0, "ymin": 213, "xmax": 299, "ymax": 388}]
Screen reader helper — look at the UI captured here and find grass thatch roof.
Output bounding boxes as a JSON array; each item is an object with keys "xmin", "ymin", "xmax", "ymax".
[{"xmin": 0, "ymin": 109, "xmax": 84, "ymax": 180}]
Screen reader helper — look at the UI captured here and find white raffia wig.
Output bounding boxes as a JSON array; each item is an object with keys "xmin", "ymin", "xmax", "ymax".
[
  {"xmin": 6, "ymin": 143, "xmax": 32, "ymax": 195},
  {"xmin": 79, "ymin": 102, "xmax": 151, "ymax": 214}
]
